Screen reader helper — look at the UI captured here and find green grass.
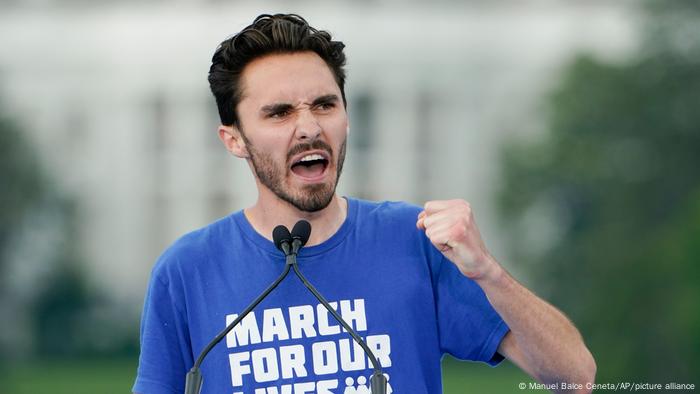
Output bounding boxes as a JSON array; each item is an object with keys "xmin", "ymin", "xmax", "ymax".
[
  {"xmin": 2, "ymin": 357, "xmax": 139, "ymax": 394},
  {"xmin": 2, "ymin": 356, "xmax": 544, "ymax": 393}
]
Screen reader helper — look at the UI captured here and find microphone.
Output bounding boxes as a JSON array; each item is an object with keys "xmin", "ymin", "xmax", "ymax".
[
  {"xmin": 284, "ymin": 220, "xmax": 387, "ymax": 394},
  {"xmin": 273, "ymin": 224, "xmax": 293, "ymax": 256},
  {"xmin": 290, "ymin": 220, "xmax": 311, "ymax": 255}
]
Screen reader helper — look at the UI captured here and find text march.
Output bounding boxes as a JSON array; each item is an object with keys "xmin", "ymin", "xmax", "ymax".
[{"xmin": 224, "ymin": 299, "xmax": 394, "ymax": 393}]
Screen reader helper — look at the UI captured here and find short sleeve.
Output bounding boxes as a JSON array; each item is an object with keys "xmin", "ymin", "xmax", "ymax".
[
  {"xmin": 133, "ymin": 267, "xmax": 193, "ymax": 394},
  {"xmin": 434, "ymin": 254, "xmax": 510, "ymax": 366}
]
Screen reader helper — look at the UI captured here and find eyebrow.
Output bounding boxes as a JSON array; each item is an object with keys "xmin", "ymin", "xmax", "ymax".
[
  {"xmin": 259, "ymin": 94, "xmax": 340, "ymax": 115},
  {"xmin": 260, "ymin": 102, "xmax": 294, "ymax": 116},
  {"xmin": 311, "ymin": 94, "xmax": 340, "ymax": 106}
]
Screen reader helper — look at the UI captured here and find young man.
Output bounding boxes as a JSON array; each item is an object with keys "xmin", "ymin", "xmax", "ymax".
[{"xmin": 134, "ymin": 14, "xmax": 596, "ymax": 394}]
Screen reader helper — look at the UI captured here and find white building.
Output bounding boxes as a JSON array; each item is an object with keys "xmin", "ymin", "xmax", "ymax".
[{"xmin": 0, "ymin": 1, "xmax": 636, "ymax": 313}]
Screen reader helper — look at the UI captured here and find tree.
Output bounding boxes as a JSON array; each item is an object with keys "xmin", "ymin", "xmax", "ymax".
[
  {"xmin": 0, "ymin": 105, "xmax": 46, "ymax": 362},
  {"xmin": 496, "ymin": 1, "xmax": 700, "ymax": 382},
  {"xmin": 0, "ymin": 100, "xmax": 124, "ymax": 360},
  {"xmin": 0, "ymin": 112, "xmax": 44, "ymax": 272}
]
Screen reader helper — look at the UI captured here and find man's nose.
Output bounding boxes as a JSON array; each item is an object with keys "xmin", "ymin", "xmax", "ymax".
[{"xmin": 294, "ymin": 109, "xmax": 321, "ymax": 140}]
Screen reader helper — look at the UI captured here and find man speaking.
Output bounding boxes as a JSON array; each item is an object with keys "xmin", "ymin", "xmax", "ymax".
[{"xmin": 133, "ymin": 13, "xmax": 596, "ymax": 394}]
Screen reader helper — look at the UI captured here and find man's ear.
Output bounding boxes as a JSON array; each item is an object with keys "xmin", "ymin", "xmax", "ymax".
[{"xmin": 218, "ymin": 124, "xmax": 249, "ymax": 158}]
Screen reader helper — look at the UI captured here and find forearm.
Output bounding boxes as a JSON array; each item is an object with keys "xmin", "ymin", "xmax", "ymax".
[
  {"xmin": 416, "ymin": 200, "xmax": 595, "ymax": 392},
  {"xmin": 475, "ymin": 257, "xmax": 596, "ymax": 392}
]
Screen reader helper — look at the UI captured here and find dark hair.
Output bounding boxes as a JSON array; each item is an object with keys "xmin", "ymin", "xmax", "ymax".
[{"xmin": 208, "ymin": 13, "xmax": 347, "ymax": 126}]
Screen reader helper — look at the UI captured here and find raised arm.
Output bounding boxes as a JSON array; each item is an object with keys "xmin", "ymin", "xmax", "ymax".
[{"xmin": 418, "ymin": 199, "xmax": 596, "ymax": 394}]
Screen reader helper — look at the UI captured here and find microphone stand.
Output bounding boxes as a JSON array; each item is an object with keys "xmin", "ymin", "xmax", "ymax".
[{"xmin": 285, "ymin": 235, "xmax": 387, "ymax": 394}]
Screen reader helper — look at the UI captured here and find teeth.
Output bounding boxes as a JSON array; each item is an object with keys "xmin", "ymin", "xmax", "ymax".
[{"xmin": 299, "ymin": 154, "xmax": 324, "ymax": 162}]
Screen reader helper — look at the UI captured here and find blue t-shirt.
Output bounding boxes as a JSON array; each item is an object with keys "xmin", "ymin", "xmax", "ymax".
[{"xmin": 133, "ymin": 198, "xmax": 509, "ymax": 394}]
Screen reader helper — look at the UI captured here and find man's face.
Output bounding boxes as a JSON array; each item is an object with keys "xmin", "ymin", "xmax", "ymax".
[{"xmin": 233, "ymin": 52, "xmax": 348, "ymax": 212}]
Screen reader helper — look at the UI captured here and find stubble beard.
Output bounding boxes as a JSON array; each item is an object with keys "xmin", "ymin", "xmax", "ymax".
[{"xmin": 246, "ymin": 138, "xmax": 347, "ymax": 213}]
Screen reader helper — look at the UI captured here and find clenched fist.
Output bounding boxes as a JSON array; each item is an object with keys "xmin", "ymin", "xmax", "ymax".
[{"xmin": 416, "ymin": 199, "xmax": 499, "ymax": 280}]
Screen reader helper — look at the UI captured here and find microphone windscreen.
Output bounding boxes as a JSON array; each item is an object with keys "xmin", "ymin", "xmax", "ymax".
[
  {"xmin": 272, "ymin": 225, "xmax": 292, "ymax": 252},
  {"xmin": 291, "ymin": 220, "xmax": 312, "ymax": 246}
]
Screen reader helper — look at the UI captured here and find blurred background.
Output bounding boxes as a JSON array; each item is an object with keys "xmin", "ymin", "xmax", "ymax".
[{"xmin": 0, "ymin": 0, "xmax": 698, "ymax": 393}]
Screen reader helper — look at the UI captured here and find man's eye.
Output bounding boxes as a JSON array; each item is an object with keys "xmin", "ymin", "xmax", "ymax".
[
  {"xmin": 269, "ymin": 110, "xmax": 290, "ymax": 118},
  {"xmin": 316, "ymin": 102, "xmax": 335, "ymax": 111}
]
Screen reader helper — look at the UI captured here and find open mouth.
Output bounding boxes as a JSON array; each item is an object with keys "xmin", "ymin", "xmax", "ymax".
[{"xmin": 290, "ymin": 152, "xmax": 330, "ymax": 180}]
